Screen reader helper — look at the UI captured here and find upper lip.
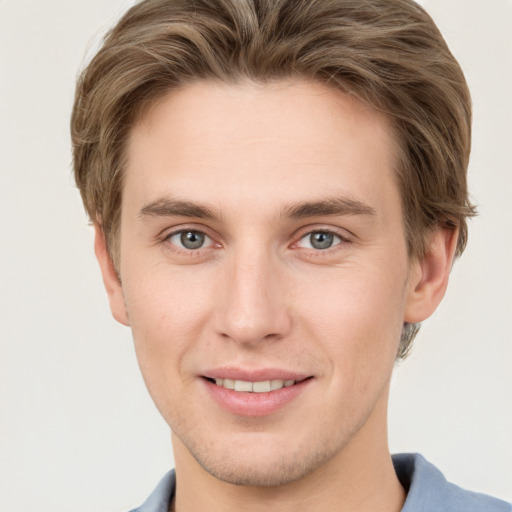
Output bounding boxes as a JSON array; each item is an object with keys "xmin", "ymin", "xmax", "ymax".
[{"xmin": 202, "ymin": 367, "xmax": 311, "ymax": 382}]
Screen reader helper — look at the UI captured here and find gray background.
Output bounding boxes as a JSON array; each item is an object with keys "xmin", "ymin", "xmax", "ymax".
[{"xmin": 1, "ymin": 1, "xmax": 511, "ymax": 510}]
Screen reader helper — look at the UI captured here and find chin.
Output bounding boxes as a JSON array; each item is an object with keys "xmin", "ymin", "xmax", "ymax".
[
  {"xmin": 183, "ymin": 433, "xmax": 342, "ymax": 487},
  {"xmin": 199, "ymin": 454, "xmax": 321, "ymax": 487}
]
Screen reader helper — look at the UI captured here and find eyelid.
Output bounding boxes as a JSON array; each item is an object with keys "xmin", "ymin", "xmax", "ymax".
[
  {"xmin": 169, "ymin": 230, "xmax": 213, "ymax": 247},
  {"xmin": 296, "ymin": 231, "xmax": 343, "ymax": 249},
  {"xmin": 158, "ymin": 223, "xmax": 352, "ymax": 255},
  {"xmin": 160, "ymin": 223, "xmax": 213, "ymax": 239},
  {"xmin": 292, "ymin": 225, "xmax": 353, "ymax": 245},
  {"xmin": 161, "ymin": 224, "xmax": 221, "ymax": 252}
]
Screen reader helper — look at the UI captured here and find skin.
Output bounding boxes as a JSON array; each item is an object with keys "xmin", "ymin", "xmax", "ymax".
[{"xmin": 95, "ymin": 80, "xmax": 457, "ymax": 512}]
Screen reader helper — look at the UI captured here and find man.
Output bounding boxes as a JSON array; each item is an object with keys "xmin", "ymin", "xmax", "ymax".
[{"xmin": 71, "ymin": 0, "xmax": 510, "ymax": 511}]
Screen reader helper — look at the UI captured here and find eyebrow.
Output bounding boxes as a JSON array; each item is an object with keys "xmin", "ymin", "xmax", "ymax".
[
  {"xmin": 282, "ymin": 197, "xmax": 376, "ymax": 219},
  {"xmin": 137, "ymin": 196, "xmax": 376, "ymax": 221},
  {"xmin": 138, "ymin": 198, "xmax": 219, "ymax": 220}
]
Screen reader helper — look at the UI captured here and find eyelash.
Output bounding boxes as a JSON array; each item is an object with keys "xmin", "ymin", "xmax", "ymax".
[
  {"xmin": 161, "ymin": 226, "xmax": 351, "ymax": 256},
  {"xmin": 295, "ymin": 230, "xmax": 347, "ymax": 250},
  {"xmin": 162, "ymin": 227, "xmax": 216, "ymax": 256}
]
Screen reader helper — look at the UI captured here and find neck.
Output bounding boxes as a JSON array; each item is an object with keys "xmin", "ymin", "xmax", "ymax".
[{"xmin": 171, "ymin": 384, "xmax": 405, "ymax": 512}]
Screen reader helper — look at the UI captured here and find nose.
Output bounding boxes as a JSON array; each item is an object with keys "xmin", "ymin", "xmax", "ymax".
[{"xmin": 214, "ymin": 250, "xmax": 292, "ymax": 346}]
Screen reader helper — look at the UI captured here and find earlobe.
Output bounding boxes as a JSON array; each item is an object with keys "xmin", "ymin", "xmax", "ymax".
[
  {"xmin": 93, "ymin": 225, "xmax": 130, "ymax": 326},
  {"xmin": 404, "ymin": 227, "xmax": 459, "ymax": 324}
]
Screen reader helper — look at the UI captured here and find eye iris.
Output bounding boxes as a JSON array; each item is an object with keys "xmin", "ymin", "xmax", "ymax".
[
  {"xmin": 310, "ymin": 232, "xmax": 334, "ymax": 250},
  {"xmin": 180, "ymin": 231, "xmax": 205, "ymax": 249}
]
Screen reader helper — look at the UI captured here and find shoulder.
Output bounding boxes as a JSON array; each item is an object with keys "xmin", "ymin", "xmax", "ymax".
[
  {"xmin": 393, "ymin": 453, "xmax": 511, "ymax": 512},
  {"xmin": 128, "ymin": 470, "xmax": 176, "ymax": 512}
]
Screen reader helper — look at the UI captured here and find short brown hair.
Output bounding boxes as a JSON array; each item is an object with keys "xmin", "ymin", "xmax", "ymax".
[{"xmin": 71, "ymin": 0, "xmax": 475, "ymax": 356}]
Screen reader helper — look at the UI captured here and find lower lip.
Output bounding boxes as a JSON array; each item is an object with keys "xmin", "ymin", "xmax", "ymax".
[{"xmin": 203, "ymin": 378, "xmax": 312, "ymax": 417}]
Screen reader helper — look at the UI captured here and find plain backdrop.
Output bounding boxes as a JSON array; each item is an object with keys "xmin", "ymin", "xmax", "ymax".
[{"xmin": 0, "ymin": 1, "xmax": 511, "ymax": 511}]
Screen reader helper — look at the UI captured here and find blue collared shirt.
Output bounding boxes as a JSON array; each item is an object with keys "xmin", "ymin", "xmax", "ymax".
[{"xmin": 129, "ymin": 453, "xmax": 511, "ymax": 512}]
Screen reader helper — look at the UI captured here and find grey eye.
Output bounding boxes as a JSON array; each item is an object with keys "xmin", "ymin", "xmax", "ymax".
[
  {"xmin": 169, "ymin": 230, "xmax": 210, "ymax": 250},
  {"xmin": 181, "ymin": 231, "xmax": 204, "ymax": 249},
  {"xmin": 297, "ymin": 231, "xmax": 342, "ymax": 250},
  {"xmin": 309, "ymin": 232, "xmax": 334, "ymax": 249}
]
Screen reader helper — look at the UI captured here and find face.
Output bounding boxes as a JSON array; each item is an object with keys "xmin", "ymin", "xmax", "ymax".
[{"xmin": 100, "ymin": 80, "xmax": 445, "ymax": 486}]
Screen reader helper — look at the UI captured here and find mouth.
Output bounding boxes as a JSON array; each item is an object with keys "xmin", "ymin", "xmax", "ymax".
[
  {"xmin": 204, "ymin": 377, "xmax": 305, "ymax": 393},
  {"xmin": 201, "ymin": 372, "xmax": 313, "ymax": 416}
]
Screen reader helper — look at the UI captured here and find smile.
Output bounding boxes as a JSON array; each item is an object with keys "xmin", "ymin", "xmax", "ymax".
[
  {"xmin": 212, "ymin": 378, "xmax": 296, "ymax": 393},
  {"xmin": 202, "ymin": 372, "xmax": 313, "ymax": 416}
]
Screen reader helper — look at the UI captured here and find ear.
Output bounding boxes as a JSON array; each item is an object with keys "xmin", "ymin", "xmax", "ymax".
[
  {"xmin": 404, "ymin": 227, "xmax": 458, "ymax": 323},
  {"xmin": 94, "ymin": 224, "xmax": 130, "ymax": 326}
]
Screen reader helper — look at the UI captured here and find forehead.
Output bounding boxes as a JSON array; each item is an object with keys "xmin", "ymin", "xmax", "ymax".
[{"xmin": 124, "ymin": 80, "xmax": 399, "ymax": 220}]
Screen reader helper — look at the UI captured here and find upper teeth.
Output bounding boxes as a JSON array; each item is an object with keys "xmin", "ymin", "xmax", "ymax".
[{"xmin": 214, "ymin": 378, "xmax": 295, "ymax": 393}]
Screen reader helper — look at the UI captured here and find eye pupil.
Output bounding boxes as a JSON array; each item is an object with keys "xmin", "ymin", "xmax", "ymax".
[
  {"xmin": 180, "ymin": 231, "xmax": 205, "ymax": 249},
  {"xmin": 310, "ymin": 232, "xmax": 334, "ymax": 250}
]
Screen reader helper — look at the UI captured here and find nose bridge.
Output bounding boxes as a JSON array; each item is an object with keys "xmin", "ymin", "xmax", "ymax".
[{"xmin": 215, "ymin": 244, "xmax": 291, "ymax": 345}]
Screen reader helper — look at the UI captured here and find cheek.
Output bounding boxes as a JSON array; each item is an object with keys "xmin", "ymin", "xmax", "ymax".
[
  {"xmin": 120, "ymin": 265, "xmax": 221, "ymax": 424},
  {"xmin": 296, "ymin": 268, "xmax": 406, "ymax": 373},
  {"xmin": 121, "ymin": 263, "xmax": 216, "ymax": 377}
]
